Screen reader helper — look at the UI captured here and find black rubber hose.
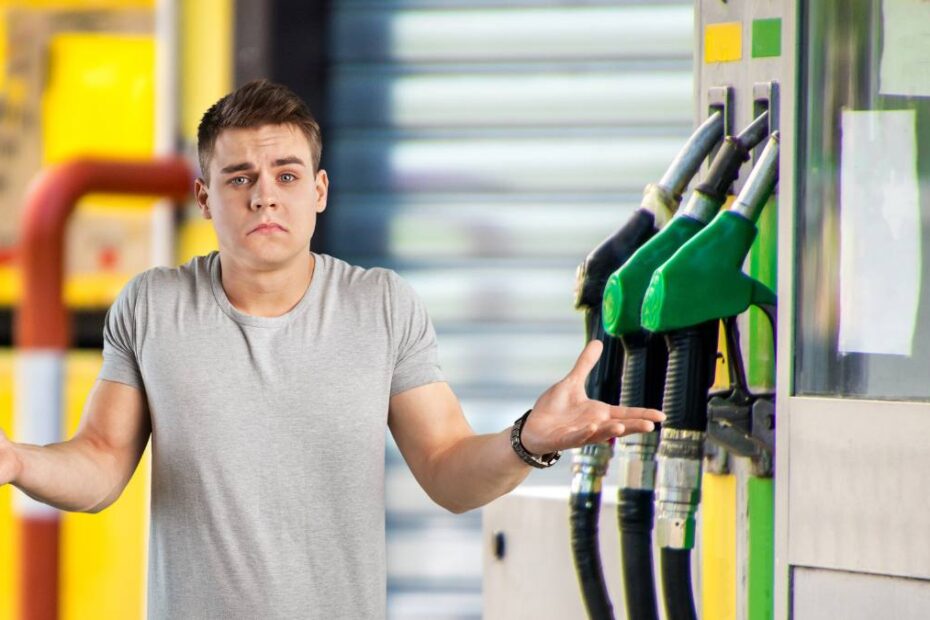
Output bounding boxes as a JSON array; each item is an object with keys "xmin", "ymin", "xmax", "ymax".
[
  {"xmin": 618, "ymin": 488, "xmax": 659, "ymax": 620},
  {"xmin": 660, "ymin": 548, "xmax": 698, "ymax": 620},
  {"xmin": 661, "ymin": 321, "xmax": 720, "ymax": 431},
  {"xmin": 616, "ymin": 333, "xmax": 662, "ymax": 620},
  {"xmin": 571, "ymin": 490, "xmax": 615, "ymax": 620}
]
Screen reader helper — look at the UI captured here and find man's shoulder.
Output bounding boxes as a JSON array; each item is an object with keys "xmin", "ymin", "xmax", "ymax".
[
  {"xmin": 120, "ymin": 252, "xmax": 214, "ymax": 303},
  {"xmin": 320, "ymin": 252, "xmax": 399, "ymax": 293}
]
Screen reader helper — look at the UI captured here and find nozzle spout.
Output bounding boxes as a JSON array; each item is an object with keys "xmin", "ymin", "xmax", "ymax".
[
  {"xmin": 657, "ymin": 111, "xmax": 725, "ymax": 199},
  {"xmin": 736, "ymin": 110, "xmax": 770, "ymax": 148},
  {"xmin": 694, "ymin": 111, "xmax": 771, "ymax": 203},
  {"xmin": 732, "ymin": 132, "xmax": 780, "ymax": 224}
]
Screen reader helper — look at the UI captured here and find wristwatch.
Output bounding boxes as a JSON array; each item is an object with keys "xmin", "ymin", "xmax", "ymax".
[{"xmin": 510, "ymin": 409, "xmax": 561, "ymax": 469}]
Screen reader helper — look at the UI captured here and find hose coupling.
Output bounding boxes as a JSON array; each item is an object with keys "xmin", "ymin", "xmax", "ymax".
[
  {"xmin": 640, "ymin": 183, "xmax": 678, "ymax": 229},
  {"xmin": 680, "ymin": 190, "xmax": 722, "ymax": 226},
  {"xmin": 571, "ymin": 442, "xmax": 613, "ymax": 495},
  {"xmin": 616, "ymin": 431, "xmax": 659, "ymax": 490},
  {"xmin": 655, "ymin": 428, "xmax": 705, "ymax": 550}
]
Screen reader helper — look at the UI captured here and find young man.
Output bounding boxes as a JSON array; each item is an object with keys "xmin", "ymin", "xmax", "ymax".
[{"xmin": 0, "ymin": 80, "xmax": 663, "ymax": 618}]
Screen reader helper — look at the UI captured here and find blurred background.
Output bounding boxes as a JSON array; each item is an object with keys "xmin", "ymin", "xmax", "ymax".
[{"xmin": 0, "ymin": 0, "xmax": 695, "ymax": 618}]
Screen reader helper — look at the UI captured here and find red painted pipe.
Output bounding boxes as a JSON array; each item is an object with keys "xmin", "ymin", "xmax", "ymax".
[
  {"xmin": 15, "ymin": 157, "xmax": 193, "ymax": 620},
  {"xmin": 18, "ymin": 158, "xmax": 193, "ymax": 348}
]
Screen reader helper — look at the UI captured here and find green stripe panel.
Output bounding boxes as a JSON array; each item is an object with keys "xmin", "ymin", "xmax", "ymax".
[
  {"xmin": 751, "ymin": 18, "xmax": 782, "ymax": 59},
  {"xmin": 747, "ymin": 195, "xmax": 777, "ymax": 390},
  {"xmin": 748, "ymin": 477, "xmax": 774, "ymax": 620}
]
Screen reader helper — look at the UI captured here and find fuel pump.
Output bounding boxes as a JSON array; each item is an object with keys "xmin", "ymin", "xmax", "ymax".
[
  {"xmin": 641, "ymin": 133, "xmax": 780, "ymax": 620},
  {"xmin": 600, "ymin": 112, "xmax": 770, "ymax": 620},
  {"xmin": 570, "ymin": 111, "xmax": 724, "ymax": 620}
]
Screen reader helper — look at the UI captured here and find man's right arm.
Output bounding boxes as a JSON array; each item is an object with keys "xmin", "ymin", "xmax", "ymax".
[{"xmin": 0, "ymin": 378, "xmax": 151, "ymax": 513}]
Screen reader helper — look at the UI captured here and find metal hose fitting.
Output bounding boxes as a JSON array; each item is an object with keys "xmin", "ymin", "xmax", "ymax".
[
  {"xmin": 616, "ymin": 431, "xmax": 659, "ymax": 490},
  {"xmin": 571, "ymin": 442, "xmax": 613, "ymax": 494},
  {"xmin": 655, "ymin": 428, "xmax": 705, "ymax": 550}
]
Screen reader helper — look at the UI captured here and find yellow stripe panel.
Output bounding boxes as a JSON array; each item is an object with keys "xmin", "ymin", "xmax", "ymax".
[
  {"xmin": 704, "ymin": 22, "xmax": 743, "ymax": 63},
  {"xmin": 702, "ymin": 472, "xmax": 736, "ymax": 620},
  {"xmin": 0, "ymin": 350, "xmax": 19, "ymax": 620},
  {"xmin": 61, "ymin": 352, "xmax": 149, "ymax": 620}
]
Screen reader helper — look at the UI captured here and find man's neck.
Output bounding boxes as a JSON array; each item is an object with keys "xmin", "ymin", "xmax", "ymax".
[{"xmin": 219, "ymin": 251, "xmax": 315, "ymax": 318}]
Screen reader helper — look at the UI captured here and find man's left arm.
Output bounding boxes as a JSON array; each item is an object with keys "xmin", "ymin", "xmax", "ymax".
[{"xmin": 388, "ymin": 339, "xmax": 665, "ymax": 514}]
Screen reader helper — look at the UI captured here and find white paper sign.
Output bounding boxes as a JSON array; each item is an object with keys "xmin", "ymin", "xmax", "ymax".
[
  {"xmin": 838, "ymin": 110, "xmax": 921, "ymax": 355},
  {"xmin": 880, "ymin": 0, "xmax": 930, "ymax": 97}
]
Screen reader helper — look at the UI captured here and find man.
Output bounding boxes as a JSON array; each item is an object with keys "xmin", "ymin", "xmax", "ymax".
[{"xmin": 0, "ymin": 80, "xmax": 663, "ymax": 618}]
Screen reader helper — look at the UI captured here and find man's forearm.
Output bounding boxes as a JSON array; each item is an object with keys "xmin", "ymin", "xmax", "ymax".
[
  {"xmin": 12, "ymin": 438, "xmax": 119, "ymax": 513},
  {"xmin": 424, "ymin": 427, "xmax": 531, "ymax": 514}
]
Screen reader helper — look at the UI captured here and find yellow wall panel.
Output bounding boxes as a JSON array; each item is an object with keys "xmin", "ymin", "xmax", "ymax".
[
  {"xmin": 180, "ymin": 0, "xmax": 232, "ymax": 145},
  {"xmin": 42, "ymin": 33, "xmax": 157, "ymax": 304},
  {"xmin": 42, "ymin": 33, "xmax": 154, "ymax": 164},
  {"xmin": 61, "ymin": 351, "xmax": 148, "ymax": 620}
]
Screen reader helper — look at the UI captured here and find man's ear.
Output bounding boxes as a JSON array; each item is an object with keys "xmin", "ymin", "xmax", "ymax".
[
  {"xmin": 314, "ymin": 169, "xmax": 329, "ymax": 214},
  {"xmin": 194, "ymin": 178, "xmax": 211, "ymax": 219}
]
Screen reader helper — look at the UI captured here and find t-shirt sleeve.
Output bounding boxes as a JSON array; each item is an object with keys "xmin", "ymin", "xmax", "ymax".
[
  {"xmin": 99, "ymin": 272, "xmax": 147, "ymax": 391},
  {"xmin": 388, "ymin": 272, "xmax": 445, "ymax": 396}
]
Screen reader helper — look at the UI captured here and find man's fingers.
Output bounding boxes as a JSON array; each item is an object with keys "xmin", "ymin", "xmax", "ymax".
[
  {"xmin": 577, "ymin": 421, "xmax": 625, "ymax": 445},
  {"xmin": 566, "ymin": 339, "xmax": 603, "ymax": 384},
  {"xmin": 618, "ymin": 419, "xmax": 656, "ymax": 434},
  {"xmin": 607, "ymin": 405, "xmax": 666, "ymax": 423}
]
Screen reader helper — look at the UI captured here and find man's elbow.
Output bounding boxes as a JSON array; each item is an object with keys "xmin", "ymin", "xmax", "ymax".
[
  {"xmin": 438, "ymin": 498, "xmax": 476, "ymax": 515},
  {"xmin": 430, "ymin": 490, "xmax": 487, "ymax": 514}
]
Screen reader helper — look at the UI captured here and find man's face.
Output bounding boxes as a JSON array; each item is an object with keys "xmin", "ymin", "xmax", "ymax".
[{"xmin": 194, "ymin": 123, "xmax": 328, "ymax": 271}]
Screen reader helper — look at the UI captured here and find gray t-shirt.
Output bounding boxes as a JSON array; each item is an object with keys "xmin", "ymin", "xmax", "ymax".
[{"xmin": 99, "ymin": 250, "xmax": 444, "ymax": 619}]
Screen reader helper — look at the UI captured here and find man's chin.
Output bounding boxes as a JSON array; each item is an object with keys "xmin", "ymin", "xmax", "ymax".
[{"xmin": 225, "ymin": 245, "xmax": 309, "ymax": 272}]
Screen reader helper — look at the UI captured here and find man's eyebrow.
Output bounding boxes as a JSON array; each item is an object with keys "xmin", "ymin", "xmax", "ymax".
[
  {"xmin": 219, "ymin": 162, "xmax": 254, "ymax": 174},
  {"xmin": 273, "ymin": 156, "xmax": 305, "ymax": 167}
]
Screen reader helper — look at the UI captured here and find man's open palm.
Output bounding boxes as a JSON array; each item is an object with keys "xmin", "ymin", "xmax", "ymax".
[{"xmin": 519, "ymin": 339, "xmax": 665, "ymax": 456}]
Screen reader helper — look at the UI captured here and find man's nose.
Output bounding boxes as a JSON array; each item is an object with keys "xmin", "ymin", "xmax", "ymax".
[{"xmin": 250, "ymin": 175, "xmax": 279, "ymax": 210}]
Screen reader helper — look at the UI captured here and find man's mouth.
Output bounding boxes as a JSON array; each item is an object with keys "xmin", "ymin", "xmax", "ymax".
[{"xmin": 249, "ymin": 223, "xmax": 287, "ymax": 234}]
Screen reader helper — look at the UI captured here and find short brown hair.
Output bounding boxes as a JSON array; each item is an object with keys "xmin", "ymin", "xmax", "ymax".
[{"xmin": 197, "ymin": 79, "xmax": 322, "ymax": 179}]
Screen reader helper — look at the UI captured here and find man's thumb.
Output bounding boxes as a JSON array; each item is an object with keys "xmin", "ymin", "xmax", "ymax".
[{"xmin": 566, "ymin": 339, "xmax": 603, "ymax": 383}]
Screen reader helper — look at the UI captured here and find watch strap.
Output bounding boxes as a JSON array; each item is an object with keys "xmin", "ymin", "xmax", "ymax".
[{"xmin": 510, "ymin": 409, "xmax": 561, "ymax": 469}]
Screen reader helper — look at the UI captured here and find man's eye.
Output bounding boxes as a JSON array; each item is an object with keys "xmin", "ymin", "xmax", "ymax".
[
  {"xmin": 280, "ymin": 173, "xmax": 296, "ymax": 182},
  {"xmin": 231, "ymin": 176, "xmax": 250, "ymax": 186}
]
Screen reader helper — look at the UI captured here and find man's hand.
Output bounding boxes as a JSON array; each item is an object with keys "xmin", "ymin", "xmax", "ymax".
[
  {"xmin": 0, "ymin": 427, "xmax": 23, "ymax": 486},
  {"xmin": 519, "ymin": 339, "xmax": 665, "ymax": 456}
]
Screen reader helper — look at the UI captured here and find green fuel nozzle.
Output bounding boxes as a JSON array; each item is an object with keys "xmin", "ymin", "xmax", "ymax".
[
  {"xmin": 602, "ymin": 113, "xmax": 771, "ymax": 338},
  {"xmin": 640, "ymin": 132, "xmax": 780, "ymax": 334}
]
